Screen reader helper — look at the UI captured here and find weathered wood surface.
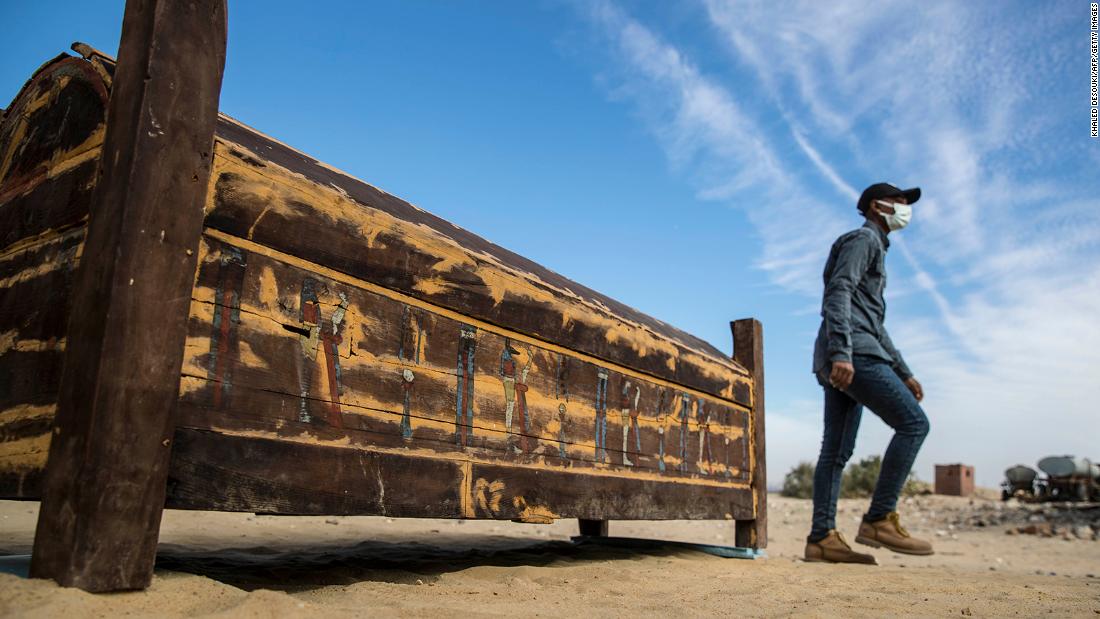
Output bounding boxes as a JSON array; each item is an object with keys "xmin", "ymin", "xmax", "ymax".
[
  {"xmin": 0, "ymin": 53, "xmax": 107, "ymax": 498},
  {"xmin": 732, "ymin": 318, "xmax": 766, "ymax": 549},
  {"xmin": 30, "ymin": 0, "xmax": 228, "ymax": 592},
  {"xmin": 0, "ymin": 43, "xmax": 764, "ymax": 539}
]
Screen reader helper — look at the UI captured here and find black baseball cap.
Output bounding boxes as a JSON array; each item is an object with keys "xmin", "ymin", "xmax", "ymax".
[{"xmin": 857, "ymin": 182, "xmax": 921, "ymax": 214}]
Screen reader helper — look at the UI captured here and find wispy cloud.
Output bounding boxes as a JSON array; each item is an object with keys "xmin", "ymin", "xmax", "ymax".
[
  {"xmin": 577, "ymin": 0, "xmax": 1099, "ymax": 485},
  {"xmin": 790, "ymin": 128, "xmax": 858, "ymax": 202},
  {"xmin": 582, "ymin": 1, "xmax": 847, "ymax": 298}
]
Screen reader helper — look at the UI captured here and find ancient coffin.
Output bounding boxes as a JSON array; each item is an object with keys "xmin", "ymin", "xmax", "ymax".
[{"xmin": 0, "ymin": 48, "xmax": 765, "ymax": 537}]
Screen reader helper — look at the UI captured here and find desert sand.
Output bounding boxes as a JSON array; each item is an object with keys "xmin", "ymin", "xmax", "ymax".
[{"xmin": 0, "ymin": 493, "xmax": 1098, "ymax": 617}]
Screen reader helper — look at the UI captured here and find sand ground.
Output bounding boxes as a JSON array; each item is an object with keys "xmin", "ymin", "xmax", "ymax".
[{"xmin": 0, "ymin": 493, "xmax": 1098, "ymax": 617}]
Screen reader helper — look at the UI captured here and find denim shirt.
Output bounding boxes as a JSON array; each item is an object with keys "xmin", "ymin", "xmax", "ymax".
[{"xmin": 812, "ymin": 220, "xmax": 913, "ymax": 380}]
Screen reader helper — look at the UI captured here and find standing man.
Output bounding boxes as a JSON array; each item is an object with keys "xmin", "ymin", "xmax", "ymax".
[{"xmin": 804, "ymin": 183, "xmax": 933, "ymax": 565}]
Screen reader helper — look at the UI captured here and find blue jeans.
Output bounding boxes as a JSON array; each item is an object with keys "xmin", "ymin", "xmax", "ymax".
[{"xmin": 809, "ymin": 355, "xmax": 930, "ymax": 541}]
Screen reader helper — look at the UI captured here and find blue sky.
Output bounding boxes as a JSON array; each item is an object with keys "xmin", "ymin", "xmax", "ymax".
[{"xmin": 4, "ymin": 1, "xmax": 1096, "ymax": 487}]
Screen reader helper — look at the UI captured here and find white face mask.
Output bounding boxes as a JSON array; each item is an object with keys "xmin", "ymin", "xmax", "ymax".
[{"xmin": 875, "ymin": 200, "xmax": 912, "ymax": 231}]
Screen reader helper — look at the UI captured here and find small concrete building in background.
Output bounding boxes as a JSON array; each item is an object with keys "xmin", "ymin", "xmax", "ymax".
[{"xmin": 934, "ymin": 463, "xmax": 975, "ymax": 496}]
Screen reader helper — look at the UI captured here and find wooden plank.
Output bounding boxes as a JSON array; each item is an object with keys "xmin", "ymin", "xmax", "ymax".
[
  {"xmin": 0, "ymin": 231, "xmax": 81, "ymax": 413},
  {"xmin": 166, "ymin": 428, "xmax": 465, "ymax": 517},
  {"xmin": 732, "ymin": 318, "xmax": 766, "ymax": 549},
  {"xmin": 468, "ymin": 462, "xmax": 755, "ymax": 521},
  {"xmin": 30, "ymin": 0, "xmax": 227, "ymax": 592},
  {"xmin": 0, "ymin": 159, "xmax": 96, "ymax": 253},
  {"xmin": 162, "ymin": 428, "xmax": 754, "ymax": 522}
]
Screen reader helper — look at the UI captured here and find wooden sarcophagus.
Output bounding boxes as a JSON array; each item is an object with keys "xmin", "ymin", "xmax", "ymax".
[{"xmin": 0, "ymin": 43, "xmax": 766, "ymax": 587}]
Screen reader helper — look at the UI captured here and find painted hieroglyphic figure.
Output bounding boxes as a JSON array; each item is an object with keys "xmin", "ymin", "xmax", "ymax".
[
  {"xmin": 557, "ymin": 403, "xmax": 568, "ymax": 459},
  {"xmin": 554, "ymin": 355, "xmax": 570, "ymax": 460},
  {"xmin": 514, "ymin": 356, "xmax": 532, "ymax": 454},
  {"xmin": 208, "ymin": 247, "xmax": 246, "ymax": 409},
  {"xmin": 678, "ymin": 393, "xmax": 692, "ymax": 473},
  {"xmin": 697, "ymin": 400, "xmax": 714, "ymax": 473},
  {"xmin": 295, "ymin": 277, "xmax": 348, "ymax": 428},
  {"xmin": 724, "ymin": 437, "xmax": 732, "ymax": 476},
  {"xmin": 554, "ymin": 353, "xmax": 569, "ymax": 402},
  {"xmin": 656, "ymin": 388, "xmax": 668, "ymax": 472},
  {"xmin": 594, "ymin": 368, "xmax": 609, "ymax": 462},
  {"xmin": 500, "ymin": 339, "xmax": 519, "ymax": 435},
  {"xmin": 397, "ymin": 305, "xmax": 424, "ymax": 439},
  {"xmin": 296, "ymin": 278, "xmax": 319, "ymax": 423},
  {"xmin": 722, "ymin": 410, "xmax": 734, "ymax": 478},
  {"xmin": 400, "ymin": 368, "xmax": 414, "ymax": 439},
  {"xmin": 455, "ymin": 325, "xmax": 477, "ymax": 445},
  {"xmin": 398, "ymin": 305, "xmax": 425, "ymax": 364},
  {"xmin": 619, "ymin": 379, "xmax": 641, "ymax": 466}
]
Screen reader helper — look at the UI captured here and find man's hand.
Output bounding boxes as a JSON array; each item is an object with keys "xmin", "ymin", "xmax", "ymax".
[
  {"xmin": 904, "ymin": 376, "xmax": 924, "ymax": 402},
  {"xmin": 829, "ymin": 360, "xmax": 855, "ymax": 390}
]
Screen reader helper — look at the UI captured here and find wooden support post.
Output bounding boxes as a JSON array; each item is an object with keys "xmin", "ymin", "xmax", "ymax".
[
  {"xmin": 29, "ymin": 0, "xmax": 227, "ymax": 592},
  {"xmin": 732, "ymin": 318, "xmax": 766, "ymax": 549},
  {"xmin": 578, "ymin": 519, "xmax": 609, "ymax": 537}
]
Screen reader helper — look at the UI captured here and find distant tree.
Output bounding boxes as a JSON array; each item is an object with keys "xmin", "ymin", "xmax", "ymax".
[{"xmin": 781, "ymin": 461, "xmax": 816, "ymax": 499}]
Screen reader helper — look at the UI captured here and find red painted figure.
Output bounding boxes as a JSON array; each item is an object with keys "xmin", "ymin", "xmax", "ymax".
[
  {"xmin": 209, "ymin": 248, "xmax": 245, "ymax": 409},
  {"xmin": 296, "ymin": 279, "xmax": 347, "ymax": 428}
]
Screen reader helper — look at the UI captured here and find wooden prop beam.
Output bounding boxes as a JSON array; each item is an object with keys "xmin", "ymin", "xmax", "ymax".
[
  {"xmin": 30, "ymin": 0, "xmax": 228, "ymax": 591},
  {"xmin": 732, "ymin": 318, "xmax": 766, "ymax": 549},
  {"xmin": 578, "ymin": 519, "xmax": 610, "ymax": 537}
]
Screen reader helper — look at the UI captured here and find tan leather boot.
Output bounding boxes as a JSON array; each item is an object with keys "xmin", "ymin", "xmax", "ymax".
[
  {"xmin": 855, "ymin": 512, "xmax": 934, "ymax": 555},
  {"xmin": 804, "ymin": 530, "xmax": 878, "ymax": 564}
]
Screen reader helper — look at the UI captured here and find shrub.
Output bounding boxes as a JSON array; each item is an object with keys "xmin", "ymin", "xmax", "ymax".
[
  {"xmin": 781, "ymin": 461, "xmax": 816, "ymax": 499},
  {"xmin": 782, "ymin": 456, "xmax": 929, "ymax": 500},
  {"xmin": 902, "ymin": 476, "xmax": 932, "ymax": 496},
  {"xmin": 841, "ymin": 455, "xmax": 929, "ymax": 498},
  {"xmin": 840, "ymin": 455, "xmax": 882, "ymax": 498}
]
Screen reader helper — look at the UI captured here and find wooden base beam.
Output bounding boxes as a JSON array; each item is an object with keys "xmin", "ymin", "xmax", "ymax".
[{"xmin": 29, "ymin": 0, "xmax": 227, "ymax": 591}]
